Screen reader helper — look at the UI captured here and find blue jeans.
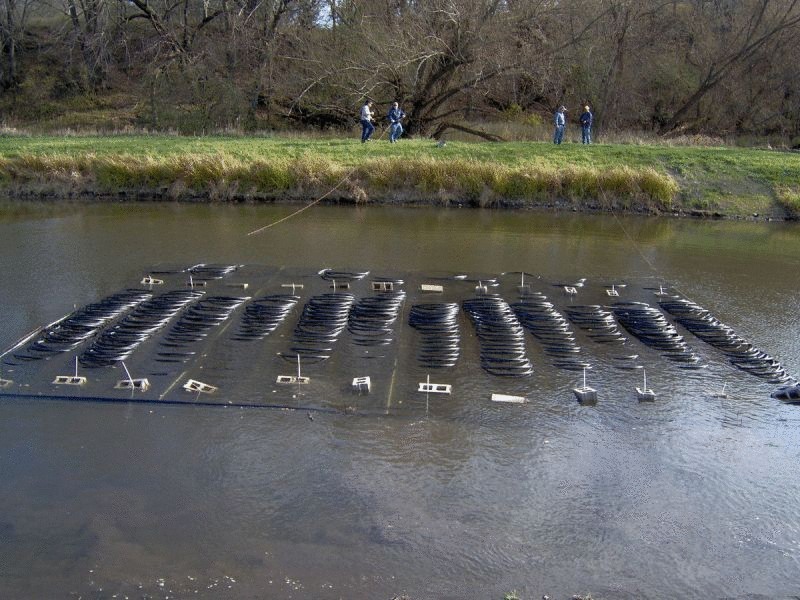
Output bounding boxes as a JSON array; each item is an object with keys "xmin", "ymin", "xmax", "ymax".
[
  {"xmin": 553, "ymin": 125, "xmax": 565, "ymax": 144},
  {"xmin": 582, "ymin": 125, "xmax": 592, "ymax": 144},
  {"xmin": 361, "ymin": 119, "xmax": 374, "ymax": 142},
  {"xmin": 389, "ymin": 122, "xmax": 403, "ymax": 142}
]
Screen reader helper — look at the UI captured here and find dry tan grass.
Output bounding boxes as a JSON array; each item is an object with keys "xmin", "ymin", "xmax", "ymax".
[
  {"xmin": 775, "ymin": 186, "xmax": 800, "ymax": 218},
  {"xmin": 0, "ymin": 151, "xmax": 679, "ymax": 209}
]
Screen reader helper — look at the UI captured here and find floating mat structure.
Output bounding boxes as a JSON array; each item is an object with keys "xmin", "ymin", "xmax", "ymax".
[
  {"xmin": 11, "ymin": 290, "xmax": 152, "ymax": 362},
  {"xmin": 348, "ymin": 291, "xmax": 406, "ymax": 347},
  {"xmin": 463, "ymin": 294, "xmax": 533, "ymax": 377},
  {"xmin": 408, "ymin": 302, "xmax": 461, "ymax": 369},
  {"xmin": 512, "ymin": 291, "xmax": 585, "ymax": 372},
  {"xmin": 610, "ymin": 301, "xmax": 704, "ymax": 368},
  {"xmin": 1, "ymin": 266, "xmax": 796, "ymax": 413},
  {"xmin": 658, "ymin": 297, "xmax": 792, "ymax": 384},
  {"xmin": 232, "ymin": 294, "xmax": 300, "ymax": 341},
  {"xmin": 80, "ymin": 290, "xmax": 204, "ymax": 367},
  {"xmin": 280, "ymin": 292, "xmax": 355, "ymax": 365}
]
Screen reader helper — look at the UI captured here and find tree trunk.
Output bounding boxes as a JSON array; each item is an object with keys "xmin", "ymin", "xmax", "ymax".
[
  {"xmin": 430, "ymin": 121, "xmax": 504, "ymax": 142},
  {"xmin": 0, "ymin": 0, "xmax": 18, "ymax": 90},
  {"xmin": 67, "ymin": 0, "xmax": 107, "ymax": 90}
]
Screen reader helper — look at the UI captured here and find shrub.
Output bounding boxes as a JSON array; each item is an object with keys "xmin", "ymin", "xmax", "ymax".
[
  {"xmin": 501, "ymin": 104, "xmax": 523, "ymax": 121},
  {"xmin": 639, "ymin": 167, "xmax": 678, "ymax": 208},
  {"xmin": 523, "ymin": 113, "xmax": 544, "ymax": 127}
]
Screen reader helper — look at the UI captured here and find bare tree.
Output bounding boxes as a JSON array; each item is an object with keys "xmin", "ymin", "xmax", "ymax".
[
  {"xmin": 291, "ymin": 0, "xmax": 573, "ymax": 138},
  {"xmin": 121, "ymin": 0, "xmax": 226, "ymax": 63},
  {"xmin": 236, "ymin": 0, "xmax": 312, "ymax": 126},
  {"xmin": 62, "ymin": 0, "xmax": 109, "ymax": 89},
  {"xmin": 2, "ymin": 0, "xmax": 800, "ymax": 139},
  {"xmin": 659, "ymin": 0, "xmax": 800, "ymax": 133}
]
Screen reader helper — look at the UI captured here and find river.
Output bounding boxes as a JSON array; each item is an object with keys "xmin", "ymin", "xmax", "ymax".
[{"xmin": 0, "ymin": 202, "xmax": 799, "ymax": 599}]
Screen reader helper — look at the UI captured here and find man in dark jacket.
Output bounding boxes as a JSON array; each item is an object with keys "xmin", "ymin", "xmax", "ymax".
[
  {"xmin": 387, "ymin": 102, "xmax": 406, "ymax": 143},
  {"xmin": 580, "ymin": 105, "xmax": 593, "ymax": 144}
]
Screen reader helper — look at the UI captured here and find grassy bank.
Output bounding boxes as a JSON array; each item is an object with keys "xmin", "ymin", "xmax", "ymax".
[{"xmin": 0, "ymin": 134, "xmax": 798, "ymax": 218}]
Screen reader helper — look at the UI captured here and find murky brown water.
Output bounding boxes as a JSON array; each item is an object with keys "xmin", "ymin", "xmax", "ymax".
[{"xmin": 1, "ymin": 203, "xmax": 799, "ymax": 599}]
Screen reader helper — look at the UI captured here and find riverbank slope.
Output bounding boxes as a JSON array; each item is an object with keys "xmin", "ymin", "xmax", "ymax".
[{"xmin": 1, "ymin": 135, "xmax": 798, "ymax": 219}]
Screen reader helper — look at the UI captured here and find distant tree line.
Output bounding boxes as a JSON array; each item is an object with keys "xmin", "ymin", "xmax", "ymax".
[{"xmin": 1, "ymin": 0, "xmax": 799, "ymax": 140}]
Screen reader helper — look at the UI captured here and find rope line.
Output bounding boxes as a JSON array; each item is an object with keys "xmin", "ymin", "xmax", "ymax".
[
  {"xmin": 609, "ymin": 211, "xmax": 660, "ymax": 274},
  {"xmin": 601, "ymin": 194, "xmax": 695, "ymax": 301},
  {"xmin": 246, "ymin": 124, "xmax": 390, "ymax": 237},
  {"xmin": 246, "ymin": 176, "xmax": 349, "ymax": 237}
]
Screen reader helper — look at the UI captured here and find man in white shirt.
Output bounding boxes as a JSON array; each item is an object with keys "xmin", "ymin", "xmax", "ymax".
[{"xmin": 360, "ymin": 100, "xmax": 375, "ymax": 142}]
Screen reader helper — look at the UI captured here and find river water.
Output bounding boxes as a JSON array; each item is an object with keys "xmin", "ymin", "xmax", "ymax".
[{"xmin": 0, "ymin": 203, "xmax": 799, "ymax": 599}]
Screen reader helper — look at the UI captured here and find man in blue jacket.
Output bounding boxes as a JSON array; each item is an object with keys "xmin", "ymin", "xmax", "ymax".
[
  {"xmin": 553, "ymin": 106, "xmax": 567, "ymax": 144},
  {"xmin": 387, "ymin": 101, "xmax": 406, "ymax": 143},
  {"xmin": 580, "ymin": 105, "xmax": 593, "ymax": 144}
]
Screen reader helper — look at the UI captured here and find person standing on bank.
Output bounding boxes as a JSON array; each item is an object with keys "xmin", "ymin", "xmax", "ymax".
[
  {"xmin": 580, "ymin": 105, "xmax": 593, "ymax": 144},
  {"xmin": 553, "ymin": 105, "xmax": 567, "ymax": 145},
  {"xmin": 387, "ymin": 101, "xmax": 406, "ymax": 143},
  {"xmin": 360, "ymin": 100, "xmax": 375, "ymax": 143}
]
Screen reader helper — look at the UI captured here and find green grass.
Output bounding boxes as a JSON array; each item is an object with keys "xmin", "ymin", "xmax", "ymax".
[{"xmin": 0, "ymin": 134, "xmax": 797, "ymax": 216}]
